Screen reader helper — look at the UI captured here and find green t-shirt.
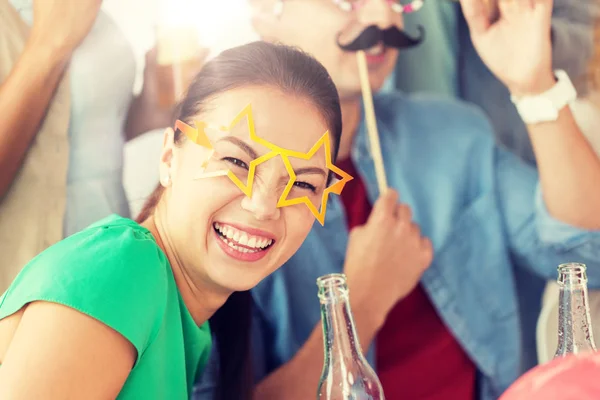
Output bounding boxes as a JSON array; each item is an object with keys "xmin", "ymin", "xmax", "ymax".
[{"xmin": 0, "ymin": 215, "xmax": 212, "ymax": 399}]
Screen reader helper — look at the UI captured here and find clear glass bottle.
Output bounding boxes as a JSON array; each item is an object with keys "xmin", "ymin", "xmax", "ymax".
[
  {"xmin": 554, "ymin": 263, "xmax": 597, "ymax": 358},
  {"xmin": 317, "ymin": 273, "xmax": 385, "ymax": 400}
]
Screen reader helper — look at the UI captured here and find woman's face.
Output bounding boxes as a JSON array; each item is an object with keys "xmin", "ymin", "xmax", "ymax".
[{"xmin": 159, "ymin": 86, "xmax": 333, "ymax": 292}]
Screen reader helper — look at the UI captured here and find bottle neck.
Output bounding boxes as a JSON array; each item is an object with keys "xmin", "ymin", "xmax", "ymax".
[
  {"xmin": 555, "ymin": 264, "xmax": 597, "ymax": 356},
  {"xmin": 318, "ymin": 275, "xmax": 362, "ymax": 364}
]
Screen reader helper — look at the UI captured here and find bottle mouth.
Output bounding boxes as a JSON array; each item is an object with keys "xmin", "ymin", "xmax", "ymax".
[
  {"xmin": 557, "ymin": 263, "xmax": 588, "ymax": 286},
  {"xmin": 317, "ymin": 273, "xmax": 346, "ymax": 287},
  {"xmin": 317, "ymin": 273, "xmax": 349, "ymax": 302}
]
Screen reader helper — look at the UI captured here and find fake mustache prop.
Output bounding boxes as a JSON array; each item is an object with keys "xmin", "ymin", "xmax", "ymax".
[{"xmin": 337, "ymin": 25, "xmax": 425, "ymax": 52}]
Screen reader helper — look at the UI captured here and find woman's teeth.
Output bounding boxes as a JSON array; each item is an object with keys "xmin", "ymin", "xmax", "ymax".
[
  {"xmin": 214, "ymin": 223, "xmax": 273, "ymax": 253},
  {"xmin": 366, "ymin": 44, "xmax": 385, "ymax": 55}
]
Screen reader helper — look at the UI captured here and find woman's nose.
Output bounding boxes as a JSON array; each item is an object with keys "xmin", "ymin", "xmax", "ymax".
[{"xmin": 240, "ymin": 178, "xmax": 281, "ymax": 221}]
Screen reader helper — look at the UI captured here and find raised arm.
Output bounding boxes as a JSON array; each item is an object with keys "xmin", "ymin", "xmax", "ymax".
[
  {"xmin": 0, "ymin": 0, "xmax": 100, "ymax": 198},
  {"xmin": 461, "ymin": 0, "xmax": 600, "ymax": 230}
]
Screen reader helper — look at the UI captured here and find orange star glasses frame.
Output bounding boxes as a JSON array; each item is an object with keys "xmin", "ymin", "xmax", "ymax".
[{"xmin": 174, "ymin": 104, "xmax": 353, "ymax": 225}]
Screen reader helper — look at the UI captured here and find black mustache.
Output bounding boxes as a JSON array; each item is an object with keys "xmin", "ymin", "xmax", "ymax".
[{"xmin": 337, "ymin": 25, "xmax": 425, "ymax": 51}]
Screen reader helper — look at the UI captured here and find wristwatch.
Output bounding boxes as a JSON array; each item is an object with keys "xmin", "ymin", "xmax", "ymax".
[{"xmin": 510, "ymin": 70, "xmax": 577, "ymax": 124}]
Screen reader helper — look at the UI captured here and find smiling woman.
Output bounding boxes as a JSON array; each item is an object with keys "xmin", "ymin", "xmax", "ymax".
[{"xmin": 0, "ymin": 42, "xmax": 344, "ymax": 400}]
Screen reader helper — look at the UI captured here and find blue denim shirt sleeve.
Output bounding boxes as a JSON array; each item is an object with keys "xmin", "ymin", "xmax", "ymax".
[{"xmin": 494, "ymin": 143, "xmax": 600, "ymax": 288}]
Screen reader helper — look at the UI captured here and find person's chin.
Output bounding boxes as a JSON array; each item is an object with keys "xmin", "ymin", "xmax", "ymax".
[
  {"xmin": 210, "ymin": 267, "xmax": 261, "ymax": 293},
  {"xmin": 371, "ymin": 65, "xmax": 396, "ymax": 90},
  {"xmin": 342, "ymin": 75, "xmax": 386, "ymax": 97},
  {"xmin": 370, "ymin": 76, "xmax": 388, "ymax": 92},
  {"xmin": 370, "ymin": 50, "xmax": 397, "ymax": 89},
  {"xmin": 340, "ymin": 65, "xmax": 394, "ymax": 96},
  {"xmin": 207, "ymin": 248, "xmax": 268, "ymax": 291}
]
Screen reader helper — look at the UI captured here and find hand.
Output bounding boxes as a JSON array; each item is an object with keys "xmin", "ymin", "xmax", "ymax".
[
  {"xmin": 461, "ymin": 0, "xmax": 555, "ymax": 96},
  {"xmin": 28, "ymin": 0, "xmax": 102, "ymax": 60},
  {"xmin": 344, "ymin": 189, "xmax": 433, "ymax": 328}
]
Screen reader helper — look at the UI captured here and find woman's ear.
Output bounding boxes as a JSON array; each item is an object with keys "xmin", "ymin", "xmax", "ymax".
[{"xmin": 159, "ymin": 127, "xmax": 176, "ymax": 187}]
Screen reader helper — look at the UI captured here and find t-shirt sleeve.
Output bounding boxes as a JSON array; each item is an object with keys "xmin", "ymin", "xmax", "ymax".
[{"xmin": 0, "ymin": 222, "xmax": 169, "ymax": 365}]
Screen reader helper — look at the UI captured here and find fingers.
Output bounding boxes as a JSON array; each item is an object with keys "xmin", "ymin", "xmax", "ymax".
[
  {"xmin": 393, "ymin": 204, "xmax": 430, "ymax": 250},
  {"xmin": 498, "ymin": 0, "xmax": 533, "ymax": 20},
  {"xmin": 420, "ymin": 236, "xmax": 434, "ymax": 265},
  {"xmin": 460, "ymin": 0, "xmax": 491, "ymax": 36},
  {"xmin": 371, "ymin": 192, "xmax": 431, "ymax": 257},
  {"xmin": 395, "ymin": 203, "xmax": 412, "ymax": 222},
  {"xmin": 532, "ymin": 0, "xmax": 552, "ymax": 9},
  {"xmin": 532, "ymin": 0, "xmax": 553, "ymax": 24},
  {"xmin": 370, "ymin": 189, "xmax": 399, "ymax": 223},
  {"xmin": 393, "ymin": 204, "xmax": 418, "ymax": 236}
]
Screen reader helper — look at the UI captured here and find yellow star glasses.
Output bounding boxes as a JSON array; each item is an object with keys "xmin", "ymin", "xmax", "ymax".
[{"xmin": 174, "ymin": 104, "xmax": 353, "ymax": 225}]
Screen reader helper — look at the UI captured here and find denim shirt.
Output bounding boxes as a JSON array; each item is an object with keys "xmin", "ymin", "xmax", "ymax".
[{"xmin": 194, "ymin": 92, "xmax": 600, "ymax": 400}]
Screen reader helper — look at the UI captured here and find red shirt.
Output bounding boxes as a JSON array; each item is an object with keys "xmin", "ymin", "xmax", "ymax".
[{"xmin": 337, "ymin": 158, "xmax": 476, "ymax": 400}]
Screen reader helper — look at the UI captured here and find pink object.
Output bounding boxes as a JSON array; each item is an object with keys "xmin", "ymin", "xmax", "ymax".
[{"xmin": 500, "ymin": 353, "xmax": 600, "ymax": 400}]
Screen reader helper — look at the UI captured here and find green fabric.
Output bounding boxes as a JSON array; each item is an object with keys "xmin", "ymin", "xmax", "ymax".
[{"xmin": 0, "ymin": 215, "xmax": 212, "ymax": 399}]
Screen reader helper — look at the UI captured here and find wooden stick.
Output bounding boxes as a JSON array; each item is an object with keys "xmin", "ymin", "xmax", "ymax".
[{"xmin": 356, "ymin": 50, "xmax": 388, "ymax": 193}]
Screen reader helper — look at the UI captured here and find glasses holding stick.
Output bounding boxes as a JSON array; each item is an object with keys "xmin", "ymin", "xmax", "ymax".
[{"xmin": 336, "ymin": 19, "xmax": 424, "ymax": 193}]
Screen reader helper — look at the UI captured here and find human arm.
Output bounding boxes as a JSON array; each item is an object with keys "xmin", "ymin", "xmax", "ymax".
[
  {"xmin": 124, "ymin": 47, "xmax": 173, "ymax": 141},
  {"xmin": 0, "ymin": 220, "xmax": 168, "ymax": 397},
  {"xmin": 461, "ymin": 0, "xmax": 600, "ymax": 230},
  {"xmin": 0, "ymin": 41, "xmax": 66, "ymax": 199},
  {"xmin": 124, "ymin": 46, "xmax": 209, "ymax": 141},
  {"xmin": 0, "ymin": 301, "xmax": 135, "ymax": 399},
  {"xmin": 252, "ymin": 190, "xmax": 433, "ymax": 399},
  {"xmin": 453, "ymin": 101, "xmax": 600, "ymax": 286},
  {"xmin": 0, "ymin": 0, "xmax": 101, "ymax": 198},
  {"xmin": 251, "ymin": 308, "xmax": 382, "ymax": 399}
]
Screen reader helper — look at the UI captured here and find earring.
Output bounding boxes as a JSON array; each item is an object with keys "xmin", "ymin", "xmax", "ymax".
[{"xmin": 161, "ymin": 173, "xmax": 171, "ymax": 187}]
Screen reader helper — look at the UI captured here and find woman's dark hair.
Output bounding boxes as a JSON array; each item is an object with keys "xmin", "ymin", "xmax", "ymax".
[{"xmin": 137, "ymin": 41, "xmax": 342, "ymax": 399}]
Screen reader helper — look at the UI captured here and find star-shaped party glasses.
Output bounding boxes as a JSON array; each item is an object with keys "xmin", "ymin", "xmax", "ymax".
[{"xmin": 175, "ymin": 104, "xmax": 353, "ymax": 225}]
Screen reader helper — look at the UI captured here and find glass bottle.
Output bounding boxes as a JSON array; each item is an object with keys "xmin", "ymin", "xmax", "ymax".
[
  {"xmin": 554, "ymin": 263, "xmax": 597, "ymax": 358},
  {"xmin": 317, "ymin": 273, "xmax": 385, "ymax": 400}
]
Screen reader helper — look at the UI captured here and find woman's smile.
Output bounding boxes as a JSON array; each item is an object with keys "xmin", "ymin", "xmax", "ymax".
[{"xmin": 213, "ymin": 222, "xmax": 276, "ymax": 262}]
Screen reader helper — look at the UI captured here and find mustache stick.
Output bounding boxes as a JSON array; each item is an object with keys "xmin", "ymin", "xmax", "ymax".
[{"xmin": 356, "ymin": 50, "xmax": 388, "ymax": 192}]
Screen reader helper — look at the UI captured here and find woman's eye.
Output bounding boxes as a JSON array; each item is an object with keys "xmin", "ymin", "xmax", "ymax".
[
  {"xmin": 223, "ymin": 157, "xmax": 249, "ymax": 170},
  {"xmin": 294, "ymin": 181, "xmax": 317, "ymax": 193}
]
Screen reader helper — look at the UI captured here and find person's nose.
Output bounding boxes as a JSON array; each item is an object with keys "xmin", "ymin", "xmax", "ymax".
[
  {"xmin": 356, "ymin": 0, "xmax": 396, "ymax": 30},
  {"xmin": 240, "ymin": 174, "xmax": 281, "ymax": 221}
]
